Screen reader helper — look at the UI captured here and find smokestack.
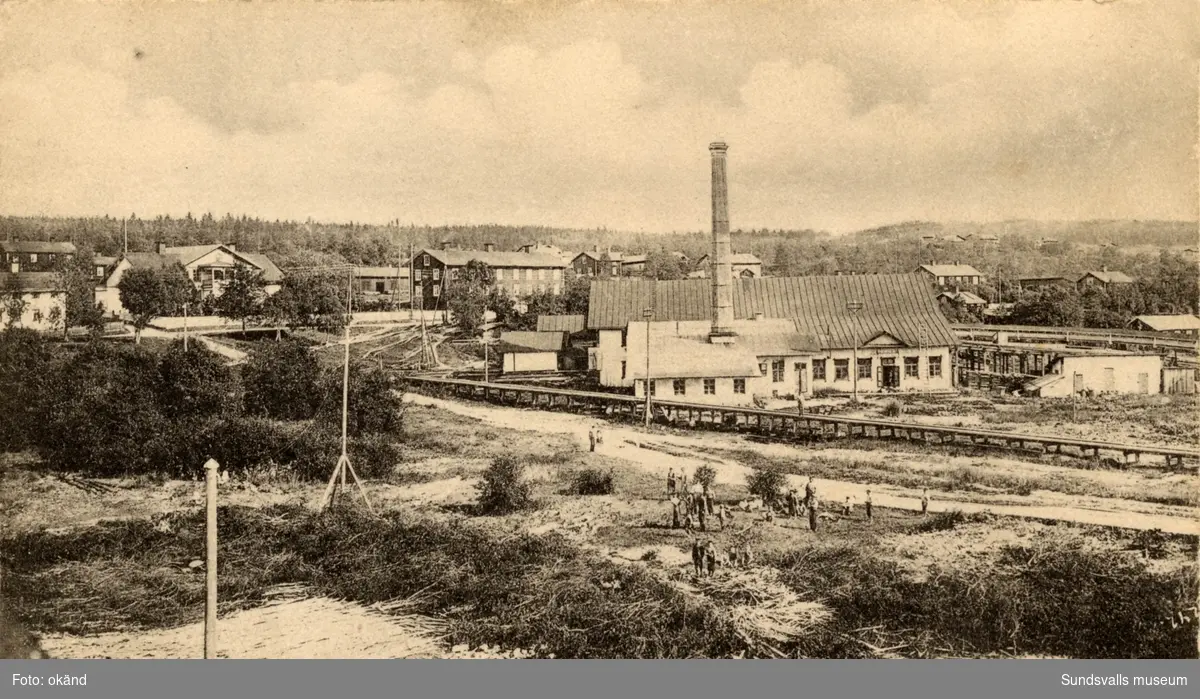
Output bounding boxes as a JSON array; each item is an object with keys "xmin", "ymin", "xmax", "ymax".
[{"xmin": 709, "ymin": 141, "xmax": 736, "ymax": 343}]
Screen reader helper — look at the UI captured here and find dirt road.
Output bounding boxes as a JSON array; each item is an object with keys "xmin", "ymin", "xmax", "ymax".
[{"xmin": 403, "ymin": 393, "xmax": 1200, "ymax": 536}]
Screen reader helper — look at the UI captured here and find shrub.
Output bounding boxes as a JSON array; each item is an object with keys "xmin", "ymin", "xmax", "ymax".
[
  {"xmin": 572, "ymin": 467, "xmax": 614, "ymax": 495},
  {"xmin": 882, "ymin": 400, "xmax": 903, "ymax": 417},
  {"xmin": 912, "ymin": 509, "xmax": 991, "ymax": 533},
  {"xmin": 157, "ymin": 340, "xmax": 238, "ymax": 420},
  {"xmin": 243, "ymin": 337, "xmax": 323, "ymax": 420},
  {"xmin": 746, "ymin": 468, "xmax": 786, "ymax": 503},
  {"xmin": 0, "ymin": 329, "xmax": 54, "ymax": 452},
  {"xmin": 693, "ymin": 464, "xmax": 717, "ymax": 489},
  {"xmin": 476, "ymin": 455, "xmax": 533, "ymax": 514},
  {"xmin": 317, "ymin": 364, "xmax": 403, "ymax": 437}
]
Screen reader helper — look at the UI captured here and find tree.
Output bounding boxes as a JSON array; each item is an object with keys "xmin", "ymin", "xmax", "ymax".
[
  {"xmin": 157, "ymin": 340, "xmax": 237, "ymax": 420},
  {"xmin": 1007, "ymin": 289, "xmax": 1084, "ymax": 327},
  {"xmin": 643, "ymin": 249, "xmax": 684, "ymax": 280},
  {"xmin": 117, "ymin": 263, "xmax": 195, "ymax": 343},
  {"xmin": 0, "ymin": 328, "xmax": 54, "ymax": 451},
  {"xmin": 773, "ymin": 243, "xmax": 795, "ymax": 276},
  {"xmin": 56, "ymin": 248, "xmax": 104, "ymax": 334},
  {"xmin": 215, "ymin": 265, "xmax": 267, "ymax": 332},
  {"xmin": 317, "ymin": 364, "xmax": 403, "ymax": 438},
  {"xmin": 561, "ymin": 274, "xmax": 590, "ymax": 316},
  {"xmin": 2, "ymin": 275, "xmax": 29, "ymax": 329},
  {"xmin": 243, "ymin": 337, "xmax": 323, "ymax": 420},
  {"xmin": 445, "ymin": 260, "xmax": 493, "ymax": 333},
  {"xmin": 264, "ymin": 271, "xmax": 346, "ymax": 332}
]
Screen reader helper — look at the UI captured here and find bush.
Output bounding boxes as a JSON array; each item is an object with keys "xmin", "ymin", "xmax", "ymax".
[
  {"xmin": 693, "ymin": 464, "xmax": 717, "ymax": 489},
  {"xmin": 317, "ymin": 364, "xmax": 403, "ymax": 437},
  {"xmin": 0, "ymin": 329, "xmax": 54, "ymax": 452},
  {"xmin": 476, "ymin": 456, "xmax": 533, "ymax": 514},
  {"xmin": 913, "ymin": 509, "xmax": 992, "ymax": 533},
  {"xmin": 243, "ymin": 338, "xmax": 322, "ymax": 420},
  {"xmin": 882, "ymin": 400, "xmax": 903, "ymax": 417},
  {"xmin": 157, "ymin": 340, "xmax": 239, "ymax": 420},
  {"xmin": 572, "ymin": 467, "xmax": 614, "ymax": 495},
  {"xmin": 746, "ymin": 468, "xmax": 787, "ymax": 503}
]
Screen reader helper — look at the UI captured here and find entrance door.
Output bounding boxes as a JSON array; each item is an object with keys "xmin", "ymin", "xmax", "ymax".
[
  {"xmin": 1103, "ymin": 368, "xmax": 1115, "ymax": 392},
  {"xmin": 795, "ymin": 363, "xmax": 807, "ymax": 395},
  {"xmin": 882, "ymin": 366, "xmax": 900, "ymax": 389},
  {"xmin": 1137, "ymin": 373, "xmax": 1149, "ymax": 394}
]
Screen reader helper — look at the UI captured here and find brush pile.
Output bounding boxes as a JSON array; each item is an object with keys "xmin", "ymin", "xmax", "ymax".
[{"xmin": 688, "ymin": 568, "xmax": 832, "ymax": 647}]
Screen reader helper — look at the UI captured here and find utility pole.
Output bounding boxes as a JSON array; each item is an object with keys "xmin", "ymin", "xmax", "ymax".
[
  {"xmin": 123, "ymin": 218, "xmax": 128, "ymax": 255},
  {"xmin": 847, "ymin": 300, "xmax": 863, "ymax": 404},
  {"xmin": 483, "ymin": 301, "xmax": 490, "ymax": 382},
  {"xmin": 203, "ymin": 458, "xmax": 219, "ymax": 659},
  {"xmin": 183, "ymin": 302, "xmax": 189, "ymax": 351},
  {"xmin": 642, "ymin": 308, "xmax": 653, "ymax": 428}
]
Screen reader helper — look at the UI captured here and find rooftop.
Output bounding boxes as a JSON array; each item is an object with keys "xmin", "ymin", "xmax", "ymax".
[
  {"xmin": 918, "ymin": 264, "xmax": 983, "ymax": 277},
  {"xmin": 422, "ymin": 248, "xmax": 567, "ymax": 269},
  {"xmin": 354, "ymin": 266, "xmax": 409, "ymax": 279},
  {"xmin": 496, "ymin": 331, "xmax": 567, "ymax": 354},
  {"xmin": 536, "ymin": 314, "xmax": 587, "ymax": 333},
  {"xmin": 1080, "ymin": 270, "xmax": 1135, "ymax": 284},
  {"xmin": 1133, "ymin": 314, "xmax": 1200, "ymax": 332},
  {"xmin": 0, "ymin": 272, "xmax": 63, "ymax": 292},
  {"xmin": 0, "ymin": 240, "xmax": 77, "ymax": 254}
]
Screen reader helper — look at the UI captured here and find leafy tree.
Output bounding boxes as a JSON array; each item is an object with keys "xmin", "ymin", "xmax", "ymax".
[
  {"xmin": 773, "ymin": 242, "xmax": 795, "ymax": 276},
  {"xmin": 215, "ymin": 265, "xmax": 267, "ymax": 332},
  {"xmin": 2, "ymin": 275, "xmax": 29, "ymax": 329},
  {"xmin": 55, "ymin": 248, "xmax": 104, "ymax": 334},
  {"xmin": 264, "ymin": 271, "xmax": 346, "ymax": 332},
  {"xmin": 746, "ymin": 468, "xmax": 786, "ymax": 503},
  {"xmin": 486, "ymin": 286, "xmax": 519, "ymax": 327},
  {"xmin": 317, "ymin": 364, "xmax": 403, "ymax": 438},
  {"xmin": 476, "ymin": 455, "xmax": 534, "ymax": 514},
  {"xmin": 0, "ymin": 328, "xmax": 54, "ymax": 450},
  {"xmin": 643, "ymin": 249, "xmax": 684, "ymax": 280},
  {"xmin": 561, "ymin": 274, "xmax": 590, "ymax": 316},
  {"xmin": 157, "ymin": 340, "xmax": 238, "ymax": 420},
  {"xmin": 243, "ymin": 337, "xmax": 323, "ymax": 420},
  {"xmin": 445, "ymin": 260, "xmax": 492, "ymax": 333},
  {"xmin": 1007, "ymin": 289, "xmax": 1084, "ymax": 327},
  {"xmin": 117, "ymin": 263, "xmax": 196, "ymax": 343}
]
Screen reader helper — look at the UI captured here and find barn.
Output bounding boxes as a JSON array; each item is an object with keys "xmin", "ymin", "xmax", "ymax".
[{"xmin": 497, "ymin": 331, "xmax": 567, "ymax": 374}]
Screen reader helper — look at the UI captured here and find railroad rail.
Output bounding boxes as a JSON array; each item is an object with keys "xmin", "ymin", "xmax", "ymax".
[
  {"xmin": 399, "ymin": 375, "xmax": 1198, "ymax": 469},
  {"xmin": 952, "ymin": 323, "xmax": 1198, "ymax": 355}
]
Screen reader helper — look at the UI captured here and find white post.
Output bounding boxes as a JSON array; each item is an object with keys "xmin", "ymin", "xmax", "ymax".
[
  {"xmin": 642, "ymin": 309, "xmax": 653, "ymax": 428},
  {"xmin": 342, "ymin": 269, "xmax": 352, "ymax": 461},
  {"xmin": 203, "ymin": 458, "xmax": 219, "ymax": 659},
  {"xmin": 183, "ymin": 302, "xmax": 189, "ymax": 351}
]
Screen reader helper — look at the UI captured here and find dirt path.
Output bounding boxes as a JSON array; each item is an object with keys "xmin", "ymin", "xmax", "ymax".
[{"xmin": 403, "ymin": 393, "xmax": 1200, "ymax": 536}]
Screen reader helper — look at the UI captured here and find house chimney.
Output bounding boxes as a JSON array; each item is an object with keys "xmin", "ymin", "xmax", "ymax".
[
  {"xmin": 708, "ymin": 141, "xmax": 736, "ymax": 343},
  {"xmin": 484, "ymin": 242, "xmax": 496, "ymax": 253},
  {"xmin": 156, "ymin": 241, "xmax": 167, "ymax": 255},
  {"xmin": 592, "ymin": 244, "xmax": 599, "ymax": 253},
  {"xmin": 441, "ymin": 240, "xmax": 452, "ymax": 251}
]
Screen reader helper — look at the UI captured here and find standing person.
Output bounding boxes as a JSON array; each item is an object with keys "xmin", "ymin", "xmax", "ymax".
[
  {"xmin": 804, "ymin": 476, "xmax": 815, "ymax": 510},
  {"xmin": 786, "ymin": 488, "xmax": 798, "ymax": 517},
  {"xmin": 667, "ymin": 467, "xmax": 677, "ymax": 495},
  {"xmin": 705, "ymin": 542, "xmax": 717, "ymax": 576},
  {"xmin": 808, "ymin": 484, "xmax": 820, "ymax": 532},
  {"xmin": 717, "ymin": 503, "xmax": 729, "ymax": 531},
  {"xmin": 865, "ymin": 489, "xmax": 873, "ymax": 521},
  {"xmin": 703, "ymin": 484, "xmax": 714, "ymax": 514},
  {"xmin": 697, "ymin": 498, "xmax": 708, "ymax": 532},
  {"xmin": 588, "ymin": 427, "xmax": 596, "ymax": 453},
  {"xmin": 691, "ymin": 539, "xmax": 704, "ymax": 577},
  {"xmin": 670, "ymin": 493, "xmax": 681, "ymax": 529},
  {"xmin": 921, "ymin": 488, "xmax": 929, "ymax": 516},
  {"xmin": 595, "ymin": 425, "xmax": 604, "ymax": 447},
  {"xmin": 841, "ymin": 496, "xmax": 852, "ymax": 517}
]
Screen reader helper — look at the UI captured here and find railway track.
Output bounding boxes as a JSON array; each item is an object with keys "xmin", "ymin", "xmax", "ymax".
[{"xmin": 398, "ymin": 375, "xmax": 1199, "ymax": 469}]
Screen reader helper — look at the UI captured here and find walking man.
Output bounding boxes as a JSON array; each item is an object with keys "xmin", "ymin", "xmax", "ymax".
[
  {"xmin": 691, "ymin": 539, "xmax": 704, "ymax": 577},
  {"xmin": 588, "ymin": 427, "xmax": 596, "ymax": 452},
  {"xmin": 865, "ymin": 489, "xmax": 873, "ymax": 521},
  {"xmin": 921, "ymin": 488, "xmax": 929, "ymax": 517},
  {"xmin": 808, "ymin": 485, "xmax": 820, "ymax": 532},
  {"xmin": 804, "ymin": 476, "xmax": 815, "ymax": 510},
  {"xmin": 667, "ymin": 467, "xmax": 677, "ymax": 495}
]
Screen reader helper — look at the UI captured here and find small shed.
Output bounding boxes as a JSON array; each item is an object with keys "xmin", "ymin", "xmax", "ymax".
[
  {"xmin": 498, "ymin": 331, "xmax": 566, "ymax": 373},
  {"xmin": 1029, "ymin": 352, "xmax": 1163, "ymax": 397}
]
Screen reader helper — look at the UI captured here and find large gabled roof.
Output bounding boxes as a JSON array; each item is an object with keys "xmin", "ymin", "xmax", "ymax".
[
  {"xmin": 1132, "ymin": 314, "xmax": 1200, "ymax": 331},
  {"xmin": 497, "ymin": 331, "xmax": 566, "ymax": 354},
  {"xmin": 0, "ymin": 272, "xmax": 63, "ymax": 292},
  {"xmin": 0, "ymin": 241, "xmax": 77, "ymax": 254},
  {"xmin": 586, "ymin": 274, "xmax": 958, "ymax": 349},
  {"xmin": 421, "ymin": 248, "xmax": 567, "ymax": 269},
  {"xmin": 536, "ymin": 314, "xmax": 587, "ymax": 333},
  {"xmin": 1079, "ymin": 270, "xmax": 1135, "ymax": 284},
  {"xmin": 917, "ymin": 264, "xmax": 982, "ymax": 277}
]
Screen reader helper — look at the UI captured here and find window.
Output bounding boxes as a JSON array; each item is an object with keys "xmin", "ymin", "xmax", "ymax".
[
  {"xmin": 621, "ymin": 361, "xmax": 627, "ymax": 379},
  {"xmin": 538, "ymin": 269, "xmax": 545, "ymax": 281},
  {"xmin": 880, "ymin": 357, "xmax": 895, "ymax": 366},
  {"xmin": 432, "ymin": 284, "xmax": 440, "ymax": 297},
  {"xmin": 928, "ymin": 356, "xmax": 942, "ymax": 378},
  {"xmin": 552, "ymin": 269, "xmax": 562, "ymax": 280},
  {"xmin": 447, "ymin": 269, "xmax": 457, "ymax": 281},
  {"xmin": 610, "ymin": 266, "xmax": 618, "ymax": 276},
  {"xmin": 759, "ymin": 362, "xmax": 768, "ymax": 376},
  {"xmin": 905, "ymin": 356, "xmax": 920, "ymax": 378},
  {"xmin": 495, "ymin": 269, "xmax": 504, "ymax": 280},
  {"xmin": 422, "ymin": 254, "xmax": 430, "ymax": 266},
  {"xmin": 30, "ymin": 253, "xmax": 37, "ymax": 263},
  {"xmin": 733, "ymin": 379, "xmax": 746, "ymax": 394},
  {"xmin": 834, "ymin": 359, "xmax": 850, "ymax": 381},
  {"xmin": 95, "ymin": 266, "xmax": 105, "ymax": 278},
  {"xmin": 649, "ymin": 381, "xmax": 656, "ymax": 396},
  {"xmin": 433, "ymin": 268, "xmax": 441, "ymax": 281},
  {"xmin": 375, "ymin": 281, "xmax": 386, "ymax": 294},
  {"xmin": 857, "ymin": 357, "xmax": 872, "ymax": 380},
  {"xmin": 703, "ymin": 379, "xmax": 716, "ymax": 395},
  {"xmin": 673, "ymin": 379, "xmax": 686, "ymax": 395},
  {"xmin": 771, "ymin": 359, "xmax": 785, "ymax": 383},
  {"xmin": 813, "ymin": 359, "xmax": 826, "ymax": 380}
]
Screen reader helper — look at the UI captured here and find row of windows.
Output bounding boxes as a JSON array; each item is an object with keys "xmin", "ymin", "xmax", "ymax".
[
  {"xmin": 416, "ymin": 257, "xmax": 564, "ymax": 282},
  {"xmin": 811, "ymin": 356, "xmax": 942, "ymax": 380},
  {"xmin": 3, "ymin": 253, "xmax": 62, "ymax": 264},
  {"xmin": 421, "ymin": 282, "xmax": 561, "ymax": 297},
  {"xmin": 646, "ymin": 378, "xmax": 744, "ymax": 396}
]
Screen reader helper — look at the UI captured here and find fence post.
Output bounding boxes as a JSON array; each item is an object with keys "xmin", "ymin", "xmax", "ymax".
[{"xmin": 204, "ymin": 458, "xmax": 219, "ymax": 659}]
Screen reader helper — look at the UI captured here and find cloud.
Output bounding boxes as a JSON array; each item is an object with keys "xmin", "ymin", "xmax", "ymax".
[{"xmin": 0, "ymin": 1, "xmax": 1194, "ymax": 232}]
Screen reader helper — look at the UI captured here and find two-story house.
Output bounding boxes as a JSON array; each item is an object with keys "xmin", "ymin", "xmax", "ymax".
[
  {"xmin": 410, "ymin": 244, "xmax": 569, "ymax": 310},
  {"xmin": 1076, "ymin": 268, "xmax": 1135, "ymax": 292},
  {"xmin": 570, "ymin": 248, "xmax": 623, "ymax": 278},
  {"xmin": 916, "ymin": 263, "xmax": 984, "ymax": 288},
  {"xmin": 0, "ymin": 241, "xmax": 75, "ymax": 332}
]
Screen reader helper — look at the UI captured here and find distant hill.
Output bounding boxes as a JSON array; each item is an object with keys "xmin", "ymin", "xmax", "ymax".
[{"xmin": 849, "ymin": 219, "xmax": 1197, "ymax": 248}]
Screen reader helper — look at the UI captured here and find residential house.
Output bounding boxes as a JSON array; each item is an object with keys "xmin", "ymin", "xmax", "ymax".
[
  {"xmin": 694, "ymin": 252, "xmax": 764, "ymax": 278},
  {"xmin": 410, "ymin": 244, "xmax": 569, "ymax": 310},
  {"xmin": 94, "ymin": 243, "xmax": 283, "ymax": 317},
  {"xmin": 571, "ymin": 248, "xmax": 623, "ymax": 278},
  {"xmin": 1129, "ymin": 314, "xmax": 1200, "ymax": 338},
  {"xmin": 587, "ymin": 274, "xmax": 959, "ymax": 405},
  {"xmin": 353, "ymin": 266, "xmax": 410, "ymax": 306},
  {"xmin": 1, "ymin": 240, "xmax": 76, "ymax": 274},
  {"xmin": 916, "ymin": 263, "xmax": 984, "ymax": 288},
  {"xmin": 497, "ymin": 331, "xmax": 567, "ymax": 373},
  {"xmin": 937, "ymin": 290, "xmax": 988, "ymax": 308},
  {"xmin": 0, "ymin": 272, "xmax": 66, "ymax": 332},
  {"xmin": 619, "ymin": 254, "xmax": 647, "ymax": 275},
  {"xmin": 1076, "ymin": 268, "xmax": 1135, "ymax": 292}
]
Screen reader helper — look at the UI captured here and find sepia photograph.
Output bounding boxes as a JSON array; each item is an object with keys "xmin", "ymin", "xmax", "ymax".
[{"xmin": 0, "ymin": 0, "xmax": 1197, "ymax": 665}]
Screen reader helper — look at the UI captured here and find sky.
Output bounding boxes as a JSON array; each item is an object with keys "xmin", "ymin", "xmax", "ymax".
[{"xmin": 0, "ymin": 0, "xmax": 1196, "ymax": 234}]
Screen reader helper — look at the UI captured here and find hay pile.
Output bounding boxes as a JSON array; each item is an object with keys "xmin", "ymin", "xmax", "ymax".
[{"xmin": 681, "ymin": 568, "xmax": 832, "ymax": 648}]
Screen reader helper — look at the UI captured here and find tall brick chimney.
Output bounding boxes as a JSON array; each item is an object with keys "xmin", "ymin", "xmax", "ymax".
[{"xmin": 709, "ymin": 142, "xmax": 736, "ymax": 343}]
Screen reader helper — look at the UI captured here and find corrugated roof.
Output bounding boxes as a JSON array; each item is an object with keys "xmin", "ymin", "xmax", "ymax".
[
  {"xmin": 918, "ymin": 264, "xmax": 982, "ymax": 277},
  {"xmin": 587, "ymin": 274, "xmax": 958, "ymax": 348},
  {"xmin": 354, "ymin": 266, "xmax": 409, "ymax": 279},
  {"xmin": 1080, "ymin": 270, "xmax": 1135, "ymax": 284},
  {"xmin": 424, "ymin": 248, "xmax": 566, "ymax": 269},
  {"xmin": 497, "ymin": 331, "xmax": 566, "ymax": 354},
  {"xmin": 94, "ymin": 256, "xmax": 118, "ymax": 267},
  {"xmin": 0, "ymin": 241, "xmax": 77, "ymax": 254},
  {"xmin": 537, "ymin": 314, "xmax": 586, "ymax": 333},
  {"xmin": 0, "ymin": 272, "xmax": 64, "ymax": 292},
  {"xmin": 1133, "ymin": 314, "xmax": 1200, "ymax": 331}
]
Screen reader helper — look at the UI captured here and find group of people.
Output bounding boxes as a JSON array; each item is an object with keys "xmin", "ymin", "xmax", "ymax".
[
  {"xmin": 690, "ymin": 537, "xmax": 753, "ymax": 577},
  {"xmin": 587, "ymin": 425, "xmax": 605, "ymax": 452},
  {"xmin": 667, "ymin": 471, "xmax": 730, "ymax": 533}
]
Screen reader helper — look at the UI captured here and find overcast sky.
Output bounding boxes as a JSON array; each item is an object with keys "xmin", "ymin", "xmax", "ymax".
[{"xmin": 0, "ymin": 0, "xmax": 1196, "ymax": 233}]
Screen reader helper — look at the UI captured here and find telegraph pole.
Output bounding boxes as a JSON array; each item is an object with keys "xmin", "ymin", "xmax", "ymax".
[
  {"xmin": 847, "ymin": 301, "xmax": 863, "ymax": 404},
  {"xmin": 642, "ymin": 308, "xmax": 653, "ymax": 428}
]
